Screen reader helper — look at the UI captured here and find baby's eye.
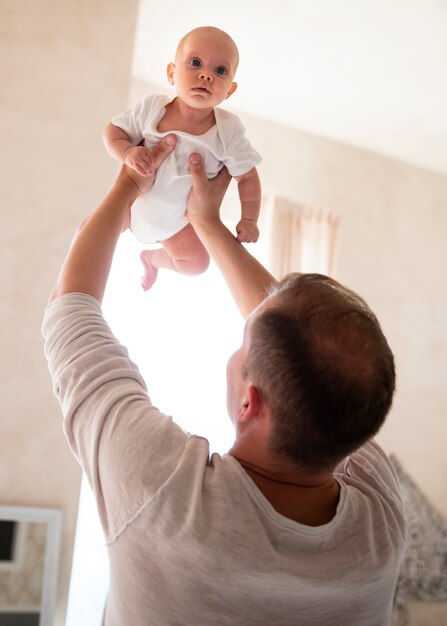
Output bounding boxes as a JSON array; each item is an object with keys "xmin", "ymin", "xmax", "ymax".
[
  {"xmin": 190, "ymin": 58, "xmax": 202, "ymax": 68},
  {"xmin": 215, "ymin": 66, "xmax": 227, "ymax": 76}
]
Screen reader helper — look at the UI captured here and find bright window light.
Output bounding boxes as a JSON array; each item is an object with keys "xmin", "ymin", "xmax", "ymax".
[{"xmin": 66, "ymin": 221, "xmax": 269, "ymax": 625}]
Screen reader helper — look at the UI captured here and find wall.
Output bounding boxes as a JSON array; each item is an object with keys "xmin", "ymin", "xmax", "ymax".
[{"xmin": 0, "ymin": 1, "xmax": 139, "ymax": 623}]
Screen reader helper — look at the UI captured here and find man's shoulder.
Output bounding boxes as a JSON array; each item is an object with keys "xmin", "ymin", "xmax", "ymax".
[
  {"xmin": 337, "ymin": 440, "xmax": 404, "ymax": 512},
  {"xmin": 338, "ymin": 440, "xmax": 393, "ymax": 478}
]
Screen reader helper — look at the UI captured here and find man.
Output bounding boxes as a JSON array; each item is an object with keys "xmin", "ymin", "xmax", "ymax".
[{"xmin": 43, "ymin": 137, "xmax": 405, "ymax": 625}]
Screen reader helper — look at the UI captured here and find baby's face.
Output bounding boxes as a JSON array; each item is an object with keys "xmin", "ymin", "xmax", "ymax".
[{"xmin": 168, "ymin": 29, "xmax": 239, "ymax": 110}]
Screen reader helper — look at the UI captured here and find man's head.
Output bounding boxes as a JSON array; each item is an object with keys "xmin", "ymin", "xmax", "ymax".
[
  {"xmin": 231, "ymin": 274, "xmax": 396, "ymax": 473},
  {"xmin": 167, "ymin": 27, "xmax": 239, "ymax": 110}
]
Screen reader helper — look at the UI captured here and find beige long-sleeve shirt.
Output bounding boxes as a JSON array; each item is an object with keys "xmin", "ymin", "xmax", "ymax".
[{"xmin": 42, "ymin": 293, "xmax": 405, "ymax": 626}]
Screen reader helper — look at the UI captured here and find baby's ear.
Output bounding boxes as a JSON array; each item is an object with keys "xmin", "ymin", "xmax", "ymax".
[
  {"xmin": 225, "ymin": 82, "xmax": 238, "ymax": 100},
  {"xmin": 166, "ymin": 63, "xmax": 175, "ymax": 85}
]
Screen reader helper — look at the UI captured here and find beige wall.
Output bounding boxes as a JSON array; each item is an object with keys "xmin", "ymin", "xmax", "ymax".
[{"xmin": 0, "ymin": 1, "xmax": 138, "ymax": 624}]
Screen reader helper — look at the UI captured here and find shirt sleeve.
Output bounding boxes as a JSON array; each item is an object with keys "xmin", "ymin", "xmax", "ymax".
[
  {"xmin": 111, "ymin": 96, "xmax": 153, "ymax": 145},
  {"xmin": 219, "ymin": 115, "xmax": 262, "ymax": 177},
  {"xmin": 42, "ymin": 293, "xmax": 188, "ymax": 542}
]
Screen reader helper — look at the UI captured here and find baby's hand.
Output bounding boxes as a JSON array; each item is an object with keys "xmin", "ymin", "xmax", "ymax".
[
  {"xmin": 236, "ymin": 218, "xmax": 259, "ymax": 243},
  {"xmin": 124, "ymin": 146, "xmax": 158, "ymax": 177}
]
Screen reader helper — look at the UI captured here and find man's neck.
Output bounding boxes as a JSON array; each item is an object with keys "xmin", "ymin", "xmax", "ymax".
[
  {"xmin": 230, "ymin": 443, "xmax": 335, "ymax": 487},
  {"xmin": 229, "ymin": 443, "xmax": 340, "ymax": 526}
]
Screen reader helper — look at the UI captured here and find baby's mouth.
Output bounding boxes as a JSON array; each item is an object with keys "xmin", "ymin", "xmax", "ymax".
[{"xmin": 193, "ymin": 87, "xmax": 211, "ymax": 94}]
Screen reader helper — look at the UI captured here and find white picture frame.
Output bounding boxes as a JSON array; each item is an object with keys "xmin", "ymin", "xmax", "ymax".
[{"xmin": 0, "ymin": 506, "xmax": 62, "ymax": 626}]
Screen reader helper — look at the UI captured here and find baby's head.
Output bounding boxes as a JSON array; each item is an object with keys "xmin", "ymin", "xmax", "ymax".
[{"xmin": 167, "ymin": 26, "xmax": 239, "ymax": 109}]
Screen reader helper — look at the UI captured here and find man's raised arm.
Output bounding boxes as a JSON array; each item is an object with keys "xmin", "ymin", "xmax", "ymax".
[
  {"xmin": 49, "ymin": 135, "xmax": 176, "ymax": 304},
  {"xmin": 186, "ymin": 153, "xmax": 277, "ymax": 319}
]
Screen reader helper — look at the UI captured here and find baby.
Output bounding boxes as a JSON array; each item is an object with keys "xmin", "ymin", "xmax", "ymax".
[{"xmin": 104, "ymin": 26, "xmax": 262, "ymax": 290}]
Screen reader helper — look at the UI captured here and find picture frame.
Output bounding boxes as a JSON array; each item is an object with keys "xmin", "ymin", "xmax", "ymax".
[{"xmin": 0, "ymin": 506, "xmax": 62, "ymax": 626}]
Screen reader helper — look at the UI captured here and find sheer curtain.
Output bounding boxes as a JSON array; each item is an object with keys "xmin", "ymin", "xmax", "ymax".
[{"xmin": 268, "ymin": 196, "xmax": 339, "ymax": 278}]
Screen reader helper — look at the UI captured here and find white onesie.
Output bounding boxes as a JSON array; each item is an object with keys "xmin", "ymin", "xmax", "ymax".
[{"xmin": 112, "ymin": 94, "xmax": 262, "ymax": 243}]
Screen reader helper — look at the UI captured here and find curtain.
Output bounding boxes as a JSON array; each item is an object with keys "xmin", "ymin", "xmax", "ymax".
[{"xmin": 269, "ymin": 196, "xmax": 339, "ymax": 279}]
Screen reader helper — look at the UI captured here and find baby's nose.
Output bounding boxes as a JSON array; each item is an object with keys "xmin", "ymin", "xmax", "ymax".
[{"xmin": 199, "ymin": 70, "xmax": 213, "ymax": 81}]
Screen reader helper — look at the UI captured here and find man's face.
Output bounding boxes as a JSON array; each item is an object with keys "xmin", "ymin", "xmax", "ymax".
[{"xmin": 168, "ymin": 30, "xmax": 238, "ymax": 110}]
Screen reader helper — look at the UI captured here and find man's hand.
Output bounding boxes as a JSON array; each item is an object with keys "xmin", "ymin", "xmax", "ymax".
[
  {"xmin": 186, "ymin": 153, "xmax": 232, "ymax": 227},
  {"xmin": 124, "ymin": 135, "xmax": 177, "ymax": 183},
  {"xmin": 236, "ymin": 218, "xmax": 259, "ymax": 243},
  {"xmin": 186, "ymin": 153, "xmax": 275, "ymax": 319}
]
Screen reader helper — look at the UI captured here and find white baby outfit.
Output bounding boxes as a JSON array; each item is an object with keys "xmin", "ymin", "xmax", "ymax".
[{"xmin": 112, "ymin": 94, "xmax": 262, "ymax": 243}]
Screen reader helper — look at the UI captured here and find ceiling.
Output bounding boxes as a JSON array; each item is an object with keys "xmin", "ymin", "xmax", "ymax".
[{"xmin": 132, "ymin": 0, "xmax": 447, "ymax": 176}]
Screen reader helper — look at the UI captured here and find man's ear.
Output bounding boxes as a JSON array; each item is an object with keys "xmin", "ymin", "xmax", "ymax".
[
  {"xmin": 237, "ymin": 383, "xmax": 261, "ymax": 423},
  {"xmin": 225, "ymin": 82, "xmax": 238, "ymax": 100},
  {"xmin": 167, "ymin": 62, "xmax": 175, "ymax": 85}
]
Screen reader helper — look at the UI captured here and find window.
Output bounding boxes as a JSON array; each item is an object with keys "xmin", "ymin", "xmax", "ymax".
[{"xmin": 66, "ymin": 222, "xmax": 268, "ymax": 624}]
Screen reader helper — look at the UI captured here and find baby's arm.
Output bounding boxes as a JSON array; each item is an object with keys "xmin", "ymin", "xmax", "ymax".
[
  {"xmin": 103, "ymin": 122, "xmax": 156, "ymax": 177},
  {"xmin": 234, "ymin": 167, "xmax": 261, "ymax": 243}
]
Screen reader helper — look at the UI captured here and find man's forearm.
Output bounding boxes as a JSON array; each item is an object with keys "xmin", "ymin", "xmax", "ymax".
[
  {"xmin": 49, "ymin": 171, "xmax": 140, "ymax": 304},
  {"xmin": 50, "ymin": 136, "xmax": 176, "ymax": 304},
  {"xmin": 187, "ymin": 154, "xmax": 277, "ymax": 318},
  {"xmin": 193, "ymin": 218, "xmax": 276, "ymax": 319}
]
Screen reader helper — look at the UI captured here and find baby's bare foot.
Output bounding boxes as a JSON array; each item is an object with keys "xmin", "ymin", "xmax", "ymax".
[{"xmin": 140, "ymin": 250, "xmax": 158, "ymax": 291}]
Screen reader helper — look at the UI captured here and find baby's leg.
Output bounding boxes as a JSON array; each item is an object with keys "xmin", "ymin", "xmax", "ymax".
[{"xmin": 140, "ymin": 224, "xmax": 210, "ymax": 290}]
